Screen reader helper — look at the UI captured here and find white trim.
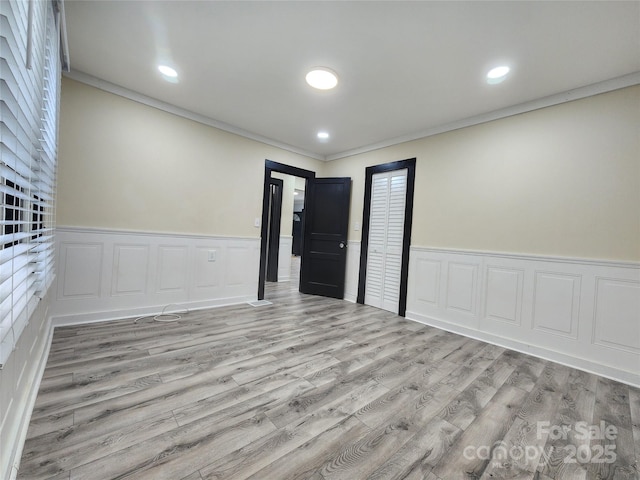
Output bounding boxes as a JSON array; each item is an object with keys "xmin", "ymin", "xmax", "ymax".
[
  {"xmin": 326, "ymin": 72, "xmax": 640, "ymax": 161},
  {"xmin": 405, "ymin": 247, "xmax": 640, "ymax": 388},
  {"xmin": 344, "ymin": 294, "xmax": 357, "ymax": 303},
  {"xmin": 64, "ymin": 70, "xmax": 640, "ymax": 163},
  {"xmin": 52, "ymin": 295, "xmax": 256, "ymax": 327},
  {"xmin": 63, "ymin": 70, "xmax": 324, "ymax": 161},
  {"xmin": 410, "ymin": 246, "xmax": 639, "ymax": 270},
  {"xmin": 53, "ymin": 228, "xmax": 260, "ymax": 321},
  {"xmin": 405, "ymin": 310, "xmax": 640, "ymax": 388},
  {"xmin": 56, "ymin": 225, "xmax": 259, "ymax": 241},
  {"xmin": 58, "ymin": 0, "xmax": 70, "ymax": 71},
  {"xmin": 8, "ymin": 319, "xmax": 54, "ymax": 480}
]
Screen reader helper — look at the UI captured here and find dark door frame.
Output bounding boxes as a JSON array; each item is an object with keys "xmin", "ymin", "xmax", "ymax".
[
  {"xmin": 356, "ymin": 158, "xmax": 416, "ymax": 316},
  {"xmin": 258, "ymin": 160, "xmax": 315, "ymax": 300},
  {"xmin": 265, "ymin": 177, "xmax": 283, "ymax": 282}
]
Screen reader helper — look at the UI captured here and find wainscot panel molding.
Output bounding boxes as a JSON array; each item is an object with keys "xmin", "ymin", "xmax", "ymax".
[
  {"xmin": 344, "ymin": 241, "xmax": 362, "ymax": 303},
  {"xmin": 277, "ymin": 236, "xmax": 293, "ymax": 283},
  {"xmin": 0, "ymin": 292, "xmax": 53, "ymax": 480},
  {"xmin": 53, "ymin": 227, "xmax": 260, "ymax": 325},
  {"xmin": 406, "ymin": 247, "xmax": 640, "ymax": 387}
]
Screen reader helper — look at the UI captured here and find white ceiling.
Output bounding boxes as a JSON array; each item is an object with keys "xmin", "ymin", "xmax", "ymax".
[{"xmin": 63, "ymin": 1, "xmax": 640, "ymax": 160}]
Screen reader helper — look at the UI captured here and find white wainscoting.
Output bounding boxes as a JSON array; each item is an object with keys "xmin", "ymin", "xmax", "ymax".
[
  {"xmin": 53, "ymin": 227, "xmax": 260, "ymax": 325},
  {"xmin": 0, "ymin": 291, "xmax": 52, "ymax": 480},
  {"xmin": 277, "ymin": 236, "xmax": 293, "ymax": 282},
  {"xmin": 406, "ymin": 247, "xmax": 640, "ymax": 387},
  {"xmin": 344, "ymin": 241, "xmax": 361, "ymax": 303}
]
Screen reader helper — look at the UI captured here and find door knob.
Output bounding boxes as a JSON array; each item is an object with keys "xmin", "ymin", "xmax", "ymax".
[{"xmin": 339, "ymin": 242, "xmax": 346, "ymax": 249}]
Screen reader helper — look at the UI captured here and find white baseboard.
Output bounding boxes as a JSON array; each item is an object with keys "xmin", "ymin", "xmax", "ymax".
[
  {"xmin": 344, "ymin": 294, "xmax": 357, "ymax": 303},
  {"xmin": 9, "ymin": 231, "xmax": 638, "ymax": 480},
  {"xmin": 53, "ymin": 227, "xmax": 260, "ymax": 321},
  {"xmin": 52, "ymin": 295, "xmax": 257, "ymax": 327},
  {"xmin": 7, "ymin": 318, "xmax": 54, "ymax": 480},
  {"xmin": 406, "ymin": 246, "xmax": 640, "ymax": 388},
  {"xmin": 406, "ymin": 310, "xmax": 640, "ymax": 388}
]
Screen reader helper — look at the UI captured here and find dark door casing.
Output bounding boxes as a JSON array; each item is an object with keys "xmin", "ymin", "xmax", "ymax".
[
  {"xmin": 265, "ymin": 178, "xmax": 283, "ymax": 282},
  {"xmin": 300, "ymin": 177, "xmax": 351, "ymax": 299},
  {"xmin": 292, "ymin": 210, "xmax": 304, "ymax": 256},
  {"xmin": 357, "ymin": 158, "xmax": 416, "ymax": 316},
  {"xmin": 258, "ymin": 161, "xmax": 315, "ymax": 300}
]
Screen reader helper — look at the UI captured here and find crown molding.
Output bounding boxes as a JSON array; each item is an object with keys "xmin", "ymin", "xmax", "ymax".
[
  {"xmin": 326, "ymin": 72, "xmax": 640, "ymax": 161},
  {"xmin": 57, "ymin": 0, "xmax": 71, "ymax": 71},
  {"xmin": 64, "ymin": 70, "xmax": 640, "ymax": 162},
  {"xmin": 62, "ymin": 70, "xmax": 325, "ymax": 161}
]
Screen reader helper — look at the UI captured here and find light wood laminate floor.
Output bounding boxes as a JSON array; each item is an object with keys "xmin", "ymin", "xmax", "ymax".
[{"xmin": 18, "ymin": 267, "xmax": 640, "ymax": 479}]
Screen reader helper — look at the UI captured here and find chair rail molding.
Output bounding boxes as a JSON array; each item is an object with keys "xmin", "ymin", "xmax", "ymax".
[
  {"xmin": 406, "ymin": 246, "xmax": 640, "ymax": 387},
  {"xmin": 344, "ymin": 240, "xmax": 362, "ymax": 303},
  {"xmin": 53, "ymin": 227, "xmax": 260, "ymax": 325}
]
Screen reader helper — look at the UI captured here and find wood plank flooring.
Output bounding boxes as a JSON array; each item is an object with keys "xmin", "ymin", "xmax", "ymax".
[{"xmin": 18, "ymin": 262, "xmax": 640, "ymax": 479}]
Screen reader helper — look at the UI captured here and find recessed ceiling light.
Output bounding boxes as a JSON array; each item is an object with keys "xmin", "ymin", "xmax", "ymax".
[
  {"xmin": 317, "ymin": 131, "xmax": 330, "ymax": 140},
  {"xmin": 486, "ymin": 66, "xmax": 510, "ymax": 84},
  {"xmin": 306, "ymin": 68, "xmax": 338, "ymax": 90},
  {"xmin": 158, "ymin": 65, "xmax": 178, "ymax": 78}
]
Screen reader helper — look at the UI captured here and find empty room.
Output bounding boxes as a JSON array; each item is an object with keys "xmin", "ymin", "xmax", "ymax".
[{"xmin": 1, "ymin": 1, "xmax": 639, "ymax": 479}]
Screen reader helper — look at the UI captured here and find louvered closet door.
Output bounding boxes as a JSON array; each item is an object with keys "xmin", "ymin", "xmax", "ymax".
[{"xmin": 365, "ymin": 169, "xmax": 407, "ymax": 314}]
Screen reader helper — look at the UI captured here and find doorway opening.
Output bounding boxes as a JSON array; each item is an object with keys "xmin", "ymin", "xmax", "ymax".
[
  {"xmin": 265, "ymin": 177, "xmax": 283, "ymax": 283},
  {"xmin": 258, "ymin": 161, "xmax": 315, "ymax": 300},
  {"xmin": 357, "ymin": 158, "xmax": 416, "ymax": 316},
  {"xmin": 265, "ymin": 172, "xmax": 307, "ymax": 286},
  {"xmin": 258, "ymin": 160, "xmax": 352, "ymax": 302}
]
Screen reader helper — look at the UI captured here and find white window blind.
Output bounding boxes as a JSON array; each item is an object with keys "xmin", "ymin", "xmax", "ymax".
[{"xmin": 0, "ymin": 0, "xmax": 61, "ymax": 368}]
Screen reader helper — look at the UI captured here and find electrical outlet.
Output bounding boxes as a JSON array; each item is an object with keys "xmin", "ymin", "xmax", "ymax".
[
  {"xmin": 208, "ymin": 250, "xmax": 216, "ymax": 262},
  {"xmin": 354, "ymin": 221, "xmax": 361, "ymax": 231},
  {"xmin": 254, "ymin": 217, "xmax": 261, "ymax": 228}
]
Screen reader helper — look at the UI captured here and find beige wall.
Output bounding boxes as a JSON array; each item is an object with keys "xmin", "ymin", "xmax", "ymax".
[
  {"xmin": 57, "ymin": 78, "xmax": 325, "ymax": 237},
  {"xmin": 324, "ymin": 86, "xmax": 640, "ymax": 262},
  {"xmin": 295, "ymin": 176, "xmax": 306, "ymax": 191},
  {"xmin": 59, "ymin": 79, "xmax": 639, "ymax": 260}
]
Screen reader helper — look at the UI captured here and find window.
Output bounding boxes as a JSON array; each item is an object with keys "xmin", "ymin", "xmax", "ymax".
[
  {"xmin": 2, "ymin": 179, "xmax": 26, "ymax": 248},
  {"xmin": 0, "ymin": 0, "xmax": 61, "ymax": 368},
  {"xmin": 32, "ymin": 194, "xmax": 45, "ymax": 240}
]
